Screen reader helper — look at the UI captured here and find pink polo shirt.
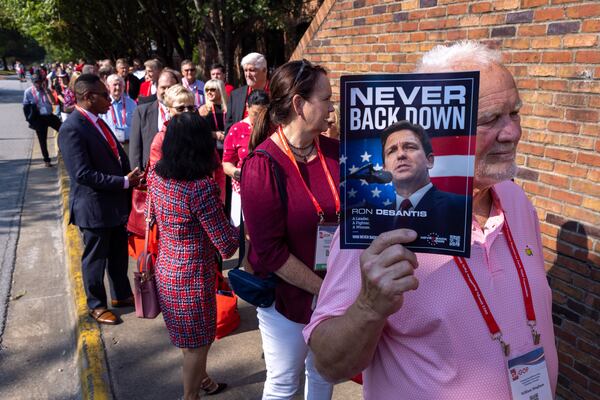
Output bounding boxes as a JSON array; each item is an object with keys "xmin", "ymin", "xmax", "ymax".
[{"xmin": 303, "ymin": 181, "xmax": 558, "ymax": 400}]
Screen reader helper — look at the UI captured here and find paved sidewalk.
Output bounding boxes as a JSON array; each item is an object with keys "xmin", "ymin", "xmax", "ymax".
[{"xmin": 0, "ymin": 127, "xmax": 79, "ymax": 399}]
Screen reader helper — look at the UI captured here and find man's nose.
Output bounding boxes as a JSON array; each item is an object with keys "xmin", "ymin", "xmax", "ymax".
[{"xmin": 497, "ymin": 115, "xmax": 522, "ymax": 143}]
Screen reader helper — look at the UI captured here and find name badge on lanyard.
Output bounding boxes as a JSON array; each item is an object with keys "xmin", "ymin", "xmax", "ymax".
[
  {"xmin": 507, "ymin": 347, "xmax": 553, "ymax": 400},
  {"xmin": 314, "ymin": 223, "xmax": 337, "ymax": 271}
]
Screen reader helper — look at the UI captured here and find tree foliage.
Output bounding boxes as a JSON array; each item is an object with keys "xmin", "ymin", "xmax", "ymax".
[{"xmin": 0, "ymin": 0, "xmax": 318, "ymax": 79}]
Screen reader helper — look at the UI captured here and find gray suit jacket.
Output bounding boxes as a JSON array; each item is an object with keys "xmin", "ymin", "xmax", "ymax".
[{"xmin": 129, "ymin": 100, "xmax": 159, "ymax": 170}]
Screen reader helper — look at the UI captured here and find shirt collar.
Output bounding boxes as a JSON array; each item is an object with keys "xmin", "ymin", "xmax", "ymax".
[
  {"xmin": 395, "ymin": 182, "xmax": 433, "ymax": 210},
  {"xmin": 78, "ymin": 106, "xmax": 99, "ymax": 123}
]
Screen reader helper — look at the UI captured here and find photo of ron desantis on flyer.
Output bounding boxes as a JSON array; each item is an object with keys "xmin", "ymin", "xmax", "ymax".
[{"xmin": 340, "ymin": 72, "xmax": 479, "ymax": 257}]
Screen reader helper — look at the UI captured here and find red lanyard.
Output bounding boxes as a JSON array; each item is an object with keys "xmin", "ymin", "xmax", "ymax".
[
  {"xmin": 211, "ymin": 104, "xmax": 225, "ymax": 131},
  {"xmin": 110, "ymin": 98, "xmax": 127, "ymax": 127},
  {"xmin": 76, "ymin": 106, "xmax": 120, "ymax": 161},
  {"xmin": 453, "ymin": 219, "xmax": 539, "ymax": 356},
  {"xmin": 276, "ymin": 126, "xmax": 340, "ymax": 222}
]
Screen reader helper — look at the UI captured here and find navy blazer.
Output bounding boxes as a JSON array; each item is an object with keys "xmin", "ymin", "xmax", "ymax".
[
  {"xmin": 129, "ymin": 100, "xmax": 159, "ymax": 169},
  {"xmin": 225, "ymin": 85, "xmax": 248, "ymax": 134},
  {"xmin": 58, "ymin": 110, "xmax": 132, "ymax": 228}
]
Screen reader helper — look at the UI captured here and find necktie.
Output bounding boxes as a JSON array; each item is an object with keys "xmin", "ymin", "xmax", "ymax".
[
  {"xmin": 96, "ymin": 118, "xmax": 120, "ymax": 160},
  {"xmin": 399, "ymin": 198, "xmax": 412, "ymax": 211}
]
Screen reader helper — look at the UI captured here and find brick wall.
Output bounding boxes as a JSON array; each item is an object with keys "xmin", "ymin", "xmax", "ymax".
[{"xmin": 292, "ymin": 1, "xmax": 600, "ymax": 399}]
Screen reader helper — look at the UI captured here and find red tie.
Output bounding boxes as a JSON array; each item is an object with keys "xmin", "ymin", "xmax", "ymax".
[
  {"xmin": 96, "ymin": 118, "xmax": 120, "ymax": 160},
  {"xmin": 399, "ymin": 199, "xmax": 412, "ymax": 211}
]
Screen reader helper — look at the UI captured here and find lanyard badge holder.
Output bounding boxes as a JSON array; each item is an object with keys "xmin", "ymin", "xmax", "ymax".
[
  {"xmin": 454, "ymin": 220, "xmax": 552, "ymax": 400},
  {"xmin": 276, "ymin": 126, "xmax": 340, "ymax": 272}
]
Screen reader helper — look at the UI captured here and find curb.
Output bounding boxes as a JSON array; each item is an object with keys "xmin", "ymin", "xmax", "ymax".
[{"xmin": 58, "ymin": 154, "xmax": 112, "ymax": 400}]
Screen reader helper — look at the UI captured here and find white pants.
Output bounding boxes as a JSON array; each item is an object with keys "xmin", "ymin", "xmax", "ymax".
[
  {"xmin": 257, "ymin": 304, "xmax": 333, "ymax": 400},
  {"xmin": 230, "ymin": 190, "xmax": 242, "ymax": 227}
]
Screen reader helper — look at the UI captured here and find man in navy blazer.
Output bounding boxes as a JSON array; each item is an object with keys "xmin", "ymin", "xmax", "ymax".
[
  {"xmin": 225, "ymin": 52, "xmax": 269, "ymax": 133},
  {"xmin": 379, "ymin": 120, "xmax": 470, "ymax": 252},
  {"xmin": 58, "ymin": 74, "xmax": 144, "ymax": 325}
]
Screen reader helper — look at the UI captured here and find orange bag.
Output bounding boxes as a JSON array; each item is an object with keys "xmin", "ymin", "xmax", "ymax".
[
  {"xmin": 215, "ymin": 270, "xmax": 240, "ymax": 339},
  {"xmin": 128, "ymin": 225, "xmax": 158, "ymax": 258}
]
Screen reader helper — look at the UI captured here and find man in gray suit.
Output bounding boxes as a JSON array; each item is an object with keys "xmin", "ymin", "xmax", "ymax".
[{"xmin": 129, "ymin": 69, "xmax": 180, "ymax": 170}]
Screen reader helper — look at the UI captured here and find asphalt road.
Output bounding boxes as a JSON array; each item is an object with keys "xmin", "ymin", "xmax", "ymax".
[{"xmin": 0, "ymin": 75, "xmax": 34, "ymax": 338}]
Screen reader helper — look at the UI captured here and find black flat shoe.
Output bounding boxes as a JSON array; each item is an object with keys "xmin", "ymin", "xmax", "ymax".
[{"xmin": 200, "ymin": 377, "xmax": 227, "ymax": 396}]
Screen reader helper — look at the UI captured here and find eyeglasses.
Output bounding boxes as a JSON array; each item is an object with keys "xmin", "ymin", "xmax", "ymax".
[
  {"xmin": 173, "ymin": 105, "xmax": 197, "ymax": 113},
  {"xmin": 183, "ymin": 68, "xmax": 196, "ymax": 72},
  {"xmin": 205, "ymin": 88, "xmax": 217, "ymax": 93},
  {"xmin": 292, "ymin": 59, "xmax": 309, "ymax": 88}
]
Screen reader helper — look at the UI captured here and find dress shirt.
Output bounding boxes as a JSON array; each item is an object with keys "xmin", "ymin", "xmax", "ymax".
[
  {"xmin": 78, "ymin": 107, "xmax": 129, "ymax": 189},
  {"xmin": 395, "ymin": 182, "xmax": 433, "ymax": 211},
  {"xmin": 99, "ymin": 95, "xmax": 137, "ymax": 143},
  {"xmin": 183, "ymin": 79, "xmax": 205, "ymax": 106},
  {"xmin": 157, "ymin": 102, "xmax": 170, "ymax": 131},
  {"xmin": 23, "ymin": 86, "xmax": 52, "ymax": 115}
]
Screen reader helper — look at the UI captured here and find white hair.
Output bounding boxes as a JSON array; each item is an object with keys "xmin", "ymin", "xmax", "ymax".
[
  {"xmin": 416, "ymin": 41, "xmax": 502, "ymax": 72},
  {"xmin": 241, "ymin": 52, "xmax": 267, "ymax": 70},
  {"xmin": 106, "ymin": 74, "xmax": 124, "ymax": 85}
]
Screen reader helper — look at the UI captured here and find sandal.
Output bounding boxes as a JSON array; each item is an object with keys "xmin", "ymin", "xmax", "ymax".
[{"xmin": 200, "ymin": 377, "xmax": 227, "ymax": 396}]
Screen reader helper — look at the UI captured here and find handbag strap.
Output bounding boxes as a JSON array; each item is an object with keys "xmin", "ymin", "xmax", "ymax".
[
  {"xmin": 236, "ymin": 149, "xmax": 287, "ymax": 269},
  {"xmin": 141, "ymin": 163, "xmax": 154, "ymax": 274}
]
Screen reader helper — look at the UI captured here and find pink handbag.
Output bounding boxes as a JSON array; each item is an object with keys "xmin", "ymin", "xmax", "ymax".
[{"xmin": 133, "ymin": 192, "xmax": 161, "ymax": 319}]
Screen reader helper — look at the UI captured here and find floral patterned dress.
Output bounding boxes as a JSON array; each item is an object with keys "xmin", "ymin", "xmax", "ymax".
[{"xmin": 148, "ymin": 170, "xmax": 238, "ymax": 348}]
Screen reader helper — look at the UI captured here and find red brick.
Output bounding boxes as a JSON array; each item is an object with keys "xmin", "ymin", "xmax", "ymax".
[
  {"xmin": 563, "ymin": 34, "xmax": 599, "ymax": 48},
  {"xmin": 582, "ymin": 197, "xmax": 600, "ymax": 212},
  {"xmin": 547, "ymin": 121, "xmax": 580, "ymax": 134},
  {"xmin": 447, "ymin": 29, "xmax": 467, "ymax": 40},
  {"xmin": 523, "ymin": 181, "xmax": 552, "ymax": 197},
  {"xmin": 563, "ymin": 204, "xmax": 600, "ymax": 226},
  {"xmin": 559, "ymin": 135, "xmax": 595, "ymax": 151},
  {"xmin": 534, "ymin": 7, "xmax": 565, "ymax": 21},
  {"xmin": 566, "ymin": 3, "xmax": 600, "ymax": 18},
  {"xmin": 523, "ymin": 0, "xmax": 547, "ymax": 6},
  {"xmin": 447, "ymin": 3, "xmax": 467, "ymax": 14},
  {"xmin": 426, "ymin": 6, "xmax": 447, "ymax": 18},
  {"xmin": 518, "ymin": 24, "xmax": 549, "ymax": 38},
  {"xmin": 588, "ymin": 169, "xmax": 600, "ymax": 183},
  {"xmin": 527, "ymin": 156, "xmax": 555, "ymax": 171},
  {"xmin": 467, "ymin": 28, "xmax": 489, "ymax": 39},
  {"xmin": 576, "ymin": 50, "xmax": 600, "ymax": 63},
  {"xmin": 512, "ymin": 51, "xmax": 541, "ymax": 63},
  {"xmin": 540, "ymin": 171, "xmax": 570, "ymax": 188},
  {"xmin": 555, "ymin": 93, "xmax": 588, "ymax": 107},
  {"xmin": 534, "ymin": 197, "xmax": 563, "ymax": 213},
  {"xmin": 540, "ymin": 80, "xmax": 568, "ymax": 91},
  {"xmin": 558, "ymin": 66, "xmax": 595, "ymax": 79},
  {"xmin": 577, "ymin": 152, "xmax": 600, "ymax": 167},
  {"xmin": 542, "ymin": 51, "xmax": 573, "ymax": 63},
  {"xmin": 517, "ymin": 78, "xmax": 539, "ymax": 89},
  {"xmin": 420, "ymin": 19, "xmax": 446, "ymax": 30},
  {"xmin": 566, "ymin": 109, "xmax": 599, "ymax": 123},
  {"xmin": 551, "ymin": 188, "xmax": 583, "ymax": 206},
  {"xmin": 528, "ymin": 65, "xmax": 557, "ymax": 77},
  {"xmin": 545, "ymin": 147, "xmax": 572, "ymax": 162},
  {"xmin": 533, "ymin": 104, "xmax": 563, "ymax": 118},
  {"xmin": 480, "ymin": 14, "xmax": 505, "ymax": 25},
  {"xmin": 519, "ymin": 142, "xmax": 545, "ymax": 156},
  {"xmin": 582, "ymin": 20, "xmax": 600, "ymax": 32},
  {"xmin": 571, "ymin": 178, "xmax": 599, "ymax": 196},
  {"xmin": 531, "ymin": 37, "xmax": 562, "ymax": 48},
  {"xmin": 470, "ymin": 2, "xmax": 492, "ymax": 13}
]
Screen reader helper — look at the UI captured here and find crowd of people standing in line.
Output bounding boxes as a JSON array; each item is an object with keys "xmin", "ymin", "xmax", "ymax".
[{"xmin": 23, "ymin": 41, "xmax": 557, "ymax": 400}]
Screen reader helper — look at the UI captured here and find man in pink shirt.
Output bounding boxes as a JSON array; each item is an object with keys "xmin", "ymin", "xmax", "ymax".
[{"xmin": 304, "ymin": 41, "xmax": 558, "ymax": 400}]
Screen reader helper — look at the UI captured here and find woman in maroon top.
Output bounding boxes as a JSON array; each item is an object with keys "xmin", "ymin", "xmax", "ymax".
[{"xmin": 240, "ymin": 59, "xmax": 338, "ymax": 399}]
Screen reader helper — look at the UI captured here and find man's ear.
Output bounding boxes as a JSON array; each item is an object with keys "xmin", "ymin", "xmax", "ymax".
[
  {"xmin": 426, "ymin": 153, "xmax": 435, "ymax": 169},
  {"xmin": 292, "ymin": 94, "xmax": 305, "ymax": 118}
]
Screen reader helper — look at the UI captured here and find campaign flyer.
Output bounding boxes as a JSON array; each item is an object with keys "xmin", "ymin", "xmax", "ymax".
[{"xmin": 339, "ymin": 72, "xmax": 479, "ymax": 257}]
